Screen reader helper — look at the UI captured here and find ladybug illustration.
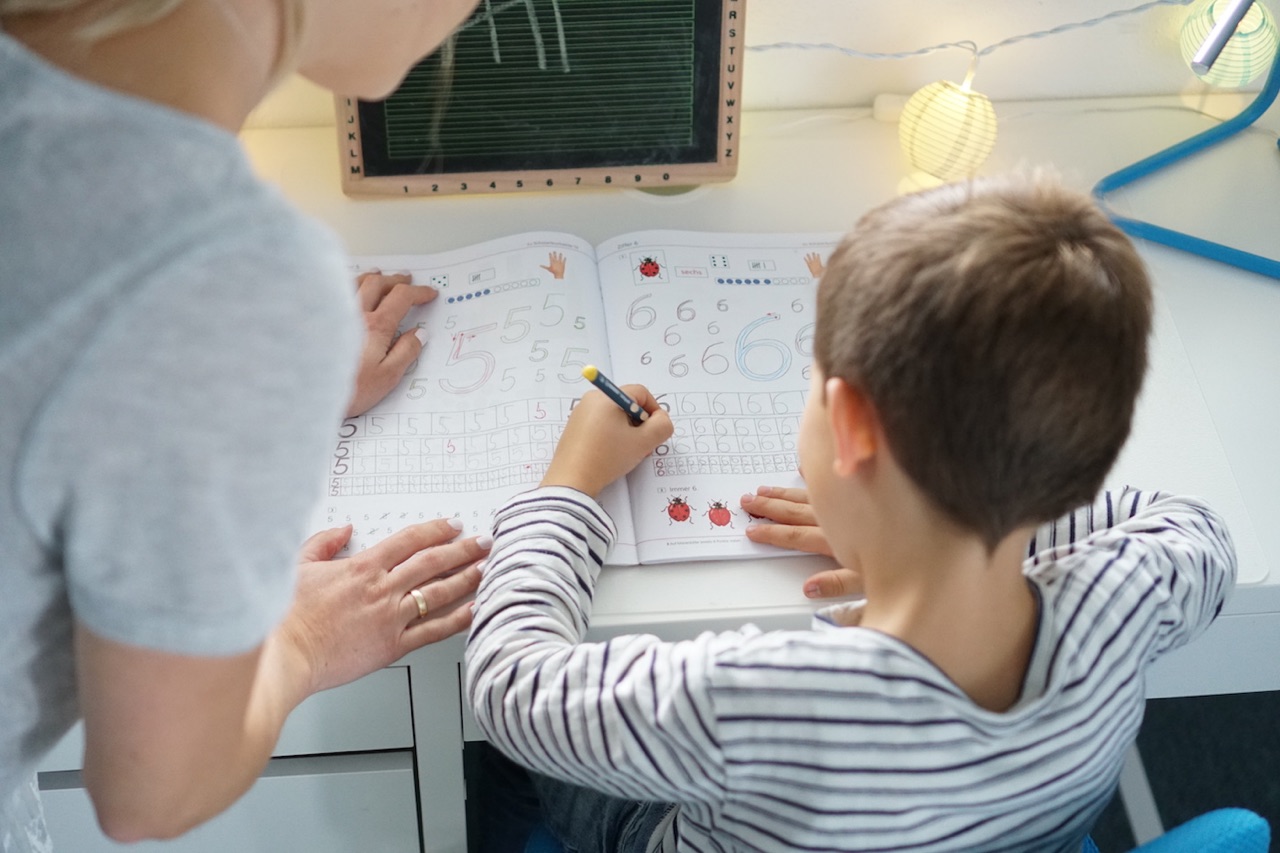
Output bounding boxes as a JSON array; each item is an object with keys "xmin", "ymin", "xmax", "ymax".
[
  {"xmin": 638, "ymin": 256, "xmax": 662, "ymax": 278},
  {"xmin": 707, "ymin": 501, "xmax": 734, "ymax": 528},
  {"xmin": 664, "ymin": 496, "xmax": 692, "ymax": 524}
]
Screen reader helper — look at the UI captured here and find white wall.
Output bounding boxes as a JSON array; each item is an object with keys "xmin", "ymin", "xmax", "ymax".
[
  {"xmin": 743, "ymin": 0, "xmax": 1213, "ymax": 107},
  {"xmin": 246, "ymin": 0, "xmax": 1251, "ymax": 128}
]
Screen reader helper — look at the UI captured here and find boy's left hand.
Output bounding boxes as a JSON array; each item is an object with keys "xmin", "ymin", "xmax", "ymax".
[
  {"xmin": 347, "ymin": 272, "xmax": 438, "ymax": 418},
  {"xmin": 742, "ymin": 486, "xmax": 864, "ymax": 599},
  {"xmin": 741, "ymin": 485, "xmax": 833, "ymax": 556},
  {"xmin": 541, "ymin": 385, "xmax": 673, "ymax": 498}
]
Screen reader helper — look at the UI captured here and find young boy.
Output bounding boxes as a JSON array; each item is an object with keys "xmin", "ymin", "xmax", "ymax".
[{"xmin": 464, "ymin": 174, "xmax": 1237, "ymax": 852}]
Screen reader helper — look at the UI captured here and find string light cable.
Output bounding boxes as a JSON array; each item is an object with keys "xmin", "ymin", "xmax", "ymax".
[
  {"xmin": 747, "ymin": 0, "xmax": 1206, "ymax": 181},
  {"xmin": 746, "ymin": 0, "xmax": 1199, "ymax": 84},
  {"xmin": 747, "ymin": 0, "xmax": 1280, "ymax": 281}
]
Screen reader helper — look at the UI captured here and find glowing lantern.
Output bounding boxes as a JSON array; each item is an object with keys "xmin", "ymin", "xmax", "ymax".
[
  {"xmin": 898, "ymin": 80, "xmax": 997, "ymax": 181},
  {"xmin": 1180, "ymin": 0, "xmax": 1279, "ymax": 86}
]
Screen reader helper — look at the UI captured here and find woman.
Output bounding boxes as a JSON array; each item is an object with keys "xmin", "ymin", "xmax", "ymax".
[{"xmin": 0, "ymin": 0, "xmax": 482, "ymax": 849}]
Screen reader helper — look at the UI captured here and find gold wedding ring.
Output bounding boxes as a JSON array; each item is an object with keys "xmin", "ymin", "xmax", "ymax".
[{"xmin": 410, "ymin": 587, "xmax": 429, "ymax": 619}]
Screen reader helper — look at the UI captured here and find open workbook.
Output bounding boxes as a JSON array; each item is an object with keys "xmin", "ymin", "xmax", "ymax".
[{"xmin": 313, "ymin": 230, "xmax": 840, "ymax": 565}]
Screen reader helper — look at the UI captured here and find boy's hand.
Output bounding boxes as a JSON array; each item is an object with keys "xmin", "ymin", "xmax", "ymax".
[
  {"xmin": 741, "ymin": 485, "xmax": 832, "ymax": 555},
  {"xmin": 799, "ymin": 566, "xmax": 863, "ymax": 600},
  {"xmin": 347, "ymin": 272, "xmax": 438, "ymax": 418},
  {"xmin": 742, "ymin": 485, "xmax": 864, "ymax": 599},
  {"xmin": 541, "ymin": 385, "xmax": 673, "ymax": 498}
]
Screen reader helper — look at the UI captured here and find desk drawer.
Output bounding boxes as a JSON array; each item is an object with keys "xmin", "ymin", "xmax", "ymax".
[
  {"xmin": 39, "ymin": 752, "xmax": 420, "ymax": 853},
  {"xmin": 37, "ymin": 666, "xmax": 413, "ymax": 773}
]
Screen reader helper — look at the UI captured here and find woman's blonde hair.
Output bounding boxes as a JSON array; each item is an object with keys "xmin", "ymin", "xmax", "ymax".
[{"xmin": 0, "ymin": 0, "xmax": 304, "ymax": 80}]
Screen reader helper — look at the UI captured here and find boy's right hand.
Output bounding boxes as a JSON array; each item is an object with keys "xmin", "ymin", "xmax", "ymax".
[{"xmin": 541, "ymin": 385, "xmax": 673, "ymax": 498}]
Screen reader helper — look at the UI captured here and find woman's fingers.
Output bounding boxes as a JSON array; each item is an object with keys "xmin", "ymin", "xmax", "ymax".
[
  {"xmin": 356, "ymin": 272, "xmax": 409, "ymax": 311},
  {"xmin": 399, "ymin": 563, "xmax": 482, "ymax": 625},
  {"xmin": 379, "ymin": 323, "xmax": 425, "ymax": 374},
  {"xmin": 372, "ymin": 282, "xmax": 437, "ymax": 323},
  {"xmin": 297, "ymin": 525, "xmax": 352, "ymax": 563},
  {"xmin": 394, "ymin": 533, "xmax": 492, "ymax": 589},
  {"xmin": 356, "ymin": 272, "xmax": 412, "ymax": 312},
  {"xmin": 362, "ymin": 519, "xmax": 464, "ymax": 569},
  {"xmin": 403, "ymin": 599, "xmax": 475, "ymax": 648}
]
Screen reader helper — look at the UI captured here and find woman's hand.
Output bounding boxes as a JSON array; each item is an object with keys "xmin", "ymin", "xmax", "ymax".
[
  {"xmin": 540, "ymin": 385, "xmax": 673, "ymax": 498},
  {"xmin": 74, "ymin": 517, "xmax": 488, "ymax": 840},
  {"xmin": 281, "ymin": 518, "xmax": 489, "ymax": 695},
  {"xmin": 741, "ymin": 485, "xmax": 862, "ymax": 599},
  {"xmin": 346, "ymin": 272, "xmax": 438, "ymax": 418}
]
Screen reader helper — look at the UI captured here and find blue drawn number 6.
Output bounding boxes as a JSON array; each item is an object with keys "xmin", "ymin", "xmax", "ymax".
[{"xmin": 735, "ymin": 313, "xmax": 791, "ymax": 381}]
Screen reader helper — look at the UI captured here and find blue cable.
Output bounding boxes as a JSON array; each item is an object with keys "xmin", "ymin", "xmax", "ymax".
[{"xmin": 1093, "ymin": 46, "xmax": 1280, "ymax": 280}]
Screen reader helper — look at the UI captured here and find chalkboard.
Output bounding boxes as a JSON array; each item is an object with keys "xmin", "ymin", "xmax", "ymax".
[{"xmin": 338, "ymin": 0, "xmax": 743, "ymax": 196}]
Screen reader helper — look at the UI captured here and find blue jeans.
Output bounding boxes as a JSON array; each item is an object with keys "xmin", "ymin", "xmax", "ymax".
[
  {"xmin": 531, "ymin": 771, "xmax": 675, "ymax": 853},
  {"xmin": 465, "ymin": 743, "xmax": 543, "ymax": 853}
]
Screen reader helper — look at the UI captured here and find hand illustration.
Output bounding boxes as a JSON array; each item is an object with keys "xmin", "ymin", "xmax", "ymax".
[
  {"xmin": 540, "ymin": 252, "xmax": 567, "ymax": 280},
  {"xmin": 804, "ymin": 252, "xmax": 826, "ymax": 280}
]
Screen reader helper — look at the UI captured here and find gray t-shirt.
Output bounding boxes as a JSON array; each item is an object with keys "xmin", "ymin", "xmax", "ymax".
[{"xmin": 0, "ymin": 32, "xmax": 361, "ymax": 845}]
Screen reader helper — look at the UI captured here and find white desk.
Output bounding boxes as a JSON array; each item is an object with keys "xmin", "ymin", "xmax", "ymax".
[{"xmin": 239, "ymin": 97, "xmax": 1280, "ymax": 851}]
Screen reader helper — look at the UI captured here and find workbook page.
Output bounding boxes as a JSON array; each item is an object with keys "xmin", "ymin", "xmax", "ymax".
[
  {"xmin": 312, "ymin": 232, "xmax": 639, "ymax": 564},
  {"xmin": 597, "ymin": 231, "xmax": 842, "ymax": 563}
]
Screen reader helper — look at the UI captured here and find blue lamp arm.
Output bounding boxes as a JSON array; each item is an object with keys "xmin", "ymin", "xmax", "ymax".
[{"xmin": 1092, "ymin": 0, "xmax": 1280, "ymax": 281}]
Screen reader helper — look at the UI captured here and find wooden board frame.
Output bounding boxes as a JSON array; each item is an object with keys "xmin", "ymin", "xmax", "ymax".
[{"xmin": 337, "ymin": 0, "xmax": 744, "ymax": 197}]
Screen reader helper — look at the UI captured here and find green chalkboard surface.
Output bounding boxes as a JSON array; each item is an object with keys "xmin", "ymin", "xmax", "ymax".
[{"xmin": 339, "ymin": 0, "xmax": 742, "ymax": 196}]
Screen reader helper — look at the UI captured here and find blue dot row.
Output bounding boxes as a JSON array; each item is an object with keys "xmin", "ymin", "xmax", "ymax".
[
  {"xmin": 717, "ymin": 278, "xmax": 772, "ymax": 285},
  {"xmin": 446, "ymin": 289, "xmax": 492, "ymax": 303}
]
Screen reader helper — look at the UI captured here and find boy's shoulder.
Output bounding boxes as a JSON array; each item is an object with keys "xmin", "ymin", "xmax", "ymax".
[{"xmin": 706, "ymin": 617, "xmax": 970, "ymax": 701}]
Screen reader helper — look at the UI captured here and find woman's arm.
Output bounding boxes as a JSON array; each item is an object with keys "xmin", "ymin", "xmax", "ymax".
[{"xmin": 76, "ymin": 519, "xmax": 488, "ymax": 842}]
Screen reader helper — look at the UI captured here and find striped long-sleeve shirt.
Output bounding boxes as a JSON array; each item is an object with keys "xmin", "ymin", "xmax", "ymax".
[{"xmin": 465, "ymin": 486, "xmax": 1236, "ymax": 853}]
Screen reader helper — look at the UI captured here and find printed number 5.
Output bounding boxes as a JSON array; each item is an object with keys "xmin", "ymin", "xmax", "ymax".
[{"xmin": 558, "ymin": 347, "xmax": 590, "ymax": 383}]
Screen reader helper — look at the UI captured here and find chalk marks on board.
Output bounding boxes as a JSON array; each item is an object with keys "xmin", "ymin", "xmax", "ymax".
[
  {"xmin": 462, "ymin": 0, "xmax": 572, "ymax": 73},
  {"xmin": 342, "ymin": 0, "xmax": 741, "ymax": 196}
]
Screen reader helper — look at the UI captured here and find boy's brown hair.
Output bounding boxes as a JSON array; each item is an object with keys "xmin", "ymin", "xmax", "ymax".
[{"xmin": 814, "ymin": 173, "xmax": 1152, "ymax": 548}]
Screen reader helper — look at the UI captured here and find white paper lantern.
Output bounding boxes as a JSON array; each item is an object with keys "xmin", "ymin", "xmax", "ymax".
[
  {"xmin": 1180, "ymin": 0, "xmax": 1279, "ymax": 87},
  {"xmin": 898, "ymin": 81, "xmax": 998, "ymax": 181}
]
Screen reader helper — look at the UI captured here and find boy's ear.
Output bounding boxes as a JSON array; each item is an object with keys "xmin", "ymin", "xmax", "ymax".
[{"xmin": 825, "ymin": 377, "xmax": 878, "ymax": 477}]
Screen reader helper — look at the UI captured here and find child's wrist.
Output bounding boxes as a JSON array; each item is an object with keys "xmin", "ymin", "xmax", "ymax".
[{"xmin": 540, "ymin": 467, "xmax": 602, "ymax": 498}]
